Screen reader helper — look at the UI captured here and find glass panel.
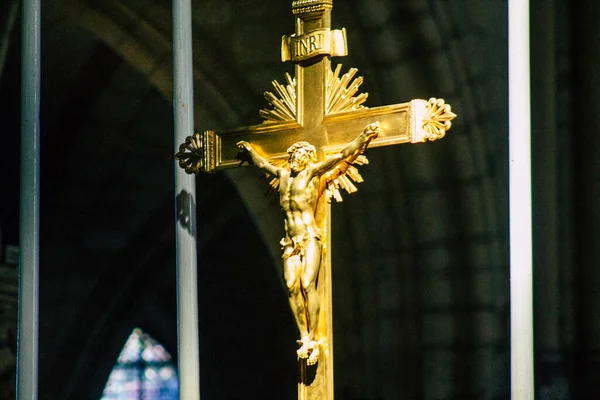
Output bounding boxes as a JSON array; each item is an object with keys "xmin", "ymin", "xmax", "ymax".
[{"xmin": 100, "ymin": 328, "xmax": 178, "ymax": 400}]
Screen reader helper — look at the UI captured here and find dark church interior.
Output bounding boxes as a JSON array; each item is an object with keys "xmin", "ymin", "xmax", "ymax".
[{"xmin": 1, "ymin": 0, "xmax": 599, "ymax": 398}]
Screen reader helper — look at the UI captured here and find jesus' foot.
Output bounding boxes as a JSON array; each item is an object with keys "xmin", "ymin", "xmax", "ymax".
[
  {"xmin": 307, "ymin": 344, "xmax": 319, "ymax": 365},
  {"xmin": 296, "ymin": 336, "xmax": 319, "ymax": 364},
  {"xmin": 296, "ymin": 335, "xmax": 311, "ymax": 359}
]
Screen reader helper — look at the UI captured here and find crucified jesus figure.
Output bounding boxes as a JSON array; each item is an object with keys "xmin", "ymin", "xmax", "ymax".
[{"xmin": 237, "ymin": 123, "xmax": 380, "ymax": 365}]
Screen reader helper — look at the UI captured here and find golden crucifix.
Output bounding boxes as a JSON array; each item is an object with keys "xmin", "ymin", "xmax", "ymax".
[{"xmin": 176, "ymin": 1, "xmax": 455, "ymax": 398}]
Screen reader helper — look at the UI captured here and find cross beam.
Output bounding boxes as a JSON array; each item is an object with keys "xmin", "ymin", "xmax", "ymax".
[
  {"xmin": 177, "ymin": 100, "xmax": 447, "ymax": 174},
  {"xmin": 176, "ymin": 1, "xmax": 455, "ymax": 398}
]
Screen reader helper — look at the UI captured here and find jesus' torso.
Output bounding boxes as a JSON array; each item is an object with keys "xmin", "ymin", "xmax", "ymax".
[{"xmin": 279, "ymin": 167, "xmax": 321, "ymax": 239}]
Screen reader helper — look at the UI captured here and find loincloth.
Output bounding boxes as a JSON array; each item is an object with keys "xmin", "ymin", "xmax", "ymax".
[{"xmin": 281, "ymin": 229, "xmax": 321, "ymax": 260}]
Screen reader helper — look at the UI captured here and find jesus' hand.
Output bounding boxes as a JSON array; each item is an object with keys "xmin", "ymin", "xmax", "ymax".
[
  {"xmin": 364, "ymin": 122, "xmax": 381, "ymax": 141},
  {"xmin": 236, "ymin": 141, "xmax": 254, "ymax": 165}
]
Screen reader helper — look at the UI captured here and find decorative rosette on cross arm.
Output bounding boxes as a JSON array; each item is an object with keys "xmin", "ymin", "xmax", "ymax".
[
  {"xmin": 175, "ymin": 131, "xmax": 217, "ymax": 174},
  {"xmin": 410, "ymin": 97, "xmax": 457, "ymax": 143}
]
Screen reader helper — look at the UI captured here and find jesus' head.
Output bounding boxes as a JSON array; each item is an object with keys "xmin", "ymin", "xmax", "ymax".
[{"xmin": 287, "ymin": 141, "xmax": 317, "ymax": 172}]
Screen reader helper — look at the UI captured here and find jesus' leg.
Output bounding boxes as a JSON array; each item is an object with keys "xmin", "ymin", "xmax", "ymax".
[
  {"xmin": 284, "ymin": 254, "xmax": 309, "ymax": 355},
  {"xmin": 301, "ymin": 237, "xmax": 322, "ymax": 365}
]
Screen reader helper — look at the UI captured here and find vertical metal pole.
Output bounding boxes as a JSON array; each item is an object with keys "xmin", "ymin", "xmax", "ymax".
[
  {"xmin": 509, "ymin": 0, "xmax": 534, "ymax": 398},
  {"xmin": 18, "ymin": 0, "xmax": 40, "ymax": 397},
  {"xmin": 173, "ymin": 0, "xmax": 200, "ymax": 399}
]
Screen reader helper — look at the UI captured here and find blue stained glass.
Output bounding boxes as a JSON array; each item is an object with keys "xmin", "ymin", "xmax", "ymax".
[{"xmin": 100, "ymin": 328, "xmax": 178, "ymax": 400}]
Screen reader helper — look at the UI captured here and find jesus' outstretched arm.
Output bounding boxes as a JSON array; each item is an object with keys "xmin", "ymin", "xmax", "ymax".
[
  {"xmin": 237, "ymin": 141, "xmax": 281, "ymax": 177},
  {"xmin": 311, "ymin": 122, "xmax": 381, "ymax": 176}
]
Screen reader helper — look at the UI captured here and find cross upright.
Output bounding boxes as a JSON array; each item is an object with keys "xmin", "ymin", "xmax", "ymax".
[{"xmin": 176, "ymin": 1, "xmax": 456, "ymax": 399}]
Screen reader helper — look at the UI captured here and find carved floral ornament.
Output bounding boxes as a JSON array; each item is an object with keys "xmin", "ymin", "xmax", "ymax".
[
  {"xmin": 411, "ymin": 97, "xmax": 457, "ymax": 143},
  {"xmin": 176, "ymin": 133, "xmax": 204, "ymax": 175}
]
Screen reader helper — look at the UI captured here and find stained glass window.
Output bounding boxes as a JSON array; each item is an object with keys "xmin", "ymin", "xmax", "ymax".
[{"xmin": 100, "ymin": 328, "xmax": 178, "ymax": 400}]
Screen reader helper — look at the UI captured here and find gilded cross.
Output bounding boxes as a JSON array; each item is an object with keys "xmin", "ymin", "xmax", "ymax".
[{"xmin": 176, "ymin": 1, "xmax": 456, "ymax": 399}]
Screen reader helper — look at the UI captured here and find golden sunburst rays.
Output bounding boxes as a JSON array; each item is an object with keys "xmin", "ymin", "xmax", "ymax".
[
  {"xmin": 324, "ymin": 154, "xmax": 369, "ymax": 202},
  {"xmin": 260, "ymin": 73, "xmax": 297, "ymax": 122},
  {"xmin": 326, "ymin": 64, "xmax": 368, "ymax": 115},
  {"xmin": 422, "ymin": 97, "xmax": 457, "ymax": 141},
  {"xmin": 259, "ymin": 65, "xmax": 368, "ymax": 122}
]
